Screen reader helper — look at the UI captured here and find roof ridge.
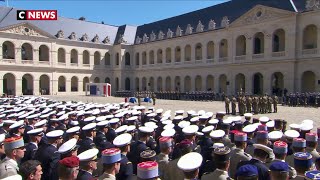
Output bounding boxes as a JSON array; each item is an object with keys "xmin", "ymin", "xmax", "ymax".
[{"xmin": 0, "ymin": 7, "xmax": 13, "ymax": 25}]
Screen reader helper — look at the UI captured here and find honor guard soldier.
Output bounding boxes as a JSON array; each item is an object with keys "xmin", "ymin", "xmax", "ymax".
[
  {"xmin": 235, "ymin": 164, "xmax": 258, "ymax": 180},
  {"xmin": 99, "ymin": 148, "xmax": 122, "ymax": 180},
  {"xmin": 113, "ymin": 133, "xmax": 133, "ymax": 180},
  {"xmin": 156, "ymin": 137, "xmax": 172, "ymax": 180},
  {"xmin": 286, "ymin": 138, "xmax": 306, "ymax": 167},
  {"xmin": 21, "ymin": 128, "xmax": 43, "ymax": 163},
  {"xmin": 66, "ymin": 126, "xmax": 81, "ymax": 142},
  {"xmin": 305, "ymin": 170, "xmax": 320, "ymax": 180},
  {"xmin": 305, "ymin": 133, "xmax": 320, "ymax": 162},
  {"xmin": 269, "ymin": 161, "xmax": 290, "ymax": 180},
  {"xmin": 34, "ymin": 120, "xmax": 48, "ymax": 146},
  {"xmin": 225, "ymin": 96, "xmax": 230, "ymax": 114},
  {"xmin": 293, "ymin": 152, "xmax": 313, "ymax": 180},
  {"xmin": 202, "ymin": 146, "xmax": 232, "ymax": 180},
  {"xmin": 77, "ymin": 123, "xmax": 97, "ymax": 154},
  {"xmin": 95, "ymin": 121, "xmax": 114, "ymax": 154},
  {"xmin": 231, "ymin": 96, "xmax": 237, "ymax": 115},
  {"xmin": 58, "ymin": 138, "xmax": 79, "ymax": 159},
  {"xmin": 77, "ymin": 148, "xmax": 99, "ymax": 180},
  {"xmin": 137, "ymin": 161, "xmax": 160, "ymax": 180},
  {"xmin": 273, "ymin": 95, "xmax": 279, "ymax": 113},
  {"xmin": 24, "ymin": 114, "xmax": 38, "ymax": 143},
  {"xmin": 237, "ymin": 144, "xmax": 273, "ymax": 180},
  {"xmin": 107, "ymin": 118, "xmax": 119, "ymax": 142},
  {"xmin": 177, "ymin": 152, "xmax": 203, "ymax": 180},
  {"xmin": 35, "ymin": 130, "xmax": 63, "ymax": 180},
  {"xmin": 229, "ymin": 132, "xmax": 252, "ymax": 179},
  {"xmin": 269, "ymin": 141, "xmax": 297, "ymax": 179},
  {"xmin": 0, "ymin": 136, "xmax": 25, "ymax": 179},
  {"xmin": 58, "ymin": 156, "xmax": 80, "ymax": 180},
  {"xmin": 8, "ymin": 120, "xmax": 25, "ymax": 138}
]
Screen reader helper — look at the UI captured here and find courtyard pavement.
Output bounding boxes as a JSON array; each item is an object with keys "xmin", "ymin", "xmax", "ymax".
[{"xmin": 45, "ymin": 95, "xmax": 320, "ymax": 129}]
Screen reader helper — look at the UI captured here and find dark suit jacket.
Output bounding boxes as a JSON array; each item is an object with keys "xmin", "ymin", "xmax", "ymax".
[
  {"xmin": 77, "ymin": 137, "xmax": 95, "ymax": 154},
  {"xmin": 21, "ymin": 142, "xmax": 37, "ymax": 163},
  {"xmin": 77, "ymin": 170, "xmax": 93, "ymax": 180},
  {"xmin": 35, "ymin": 144, "xmax": 60, "ymax": 180},
  {"xmin": 116, "ymin": 154, "xmax": 133, "ymax": 180}
]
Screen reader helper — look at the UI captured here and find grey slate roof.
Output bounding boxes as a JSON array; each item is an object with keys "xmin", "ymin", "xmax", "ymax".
[
  {"xmin": 0, "ymin": 6, "xmax": 136, "ymax": 44},
  {"xmin": 135, "ymin": 0, "xmax": 307, "ymax": 41},
  {"xmin": 0, "ymin": 0, "xmax": 307, "ymax": 45}
]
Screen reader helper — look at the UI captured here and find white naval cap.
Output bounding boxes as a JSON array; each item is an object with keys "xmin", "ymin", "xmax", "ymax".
[
  {"xmin": 115, "ymin": 125, "xmax": 128, "ymax": 134},
  {"xmin": 161, "ymin": 120, "xmax": 172, "ymax": 125},
  {"xmin": 139, "ymin": 126, "xmax": 154, "ymax": 133},
  {"xmin": 27, "ymin": 128, "xmax": 44, "ymax": 136},
  {"xmin": 66, "ymin": 126, "xmax": 80, "ymax": 134},
  {"xmin": 97, "ymin": 120, "xmax": 109, "ymax": 127},
  {"xmin": 34, "ymin": 120, "xmax": 47, "ymax": 127},
  {"xmin": 178, "ymin": 121, "xmax": 190, "ymax": 129},
  {"xmin": 1, "ymin": 174, "xmax": 22, "ymax": 180},
  {"xmin": 210, "ymin": 130, "xmax": 225, "ymax": 139},
  {"xmin": 96, "ymin": 116, "xmax": 107, "ymax": 122},
  {"xmin": 284, "ymin": 130, "xmax": 300, "ymax": 139},
  {"xmin": 190, "ymin": 117, "xmax": 199, "ymax": 123},
  {"xmin": 156, "ymin": 109, "xmax": 163, "ymax": 114},
  {"xmin": 161, "ymin": 129, "xmax": 176, "ymax": 137},
  {"xmin": 84, "ymin": 116, "xmax": 96, "ymax": 122},
  {"xmin": 163, "ymin": 123, "xmax": 175, "ymax": 130},
  {"xmin": 175, "ymin": 110, "xmax": 184, "ymax": 115},
  {"xmin": 253, "ymin": 144, "xmax": 273, "ymax": 157},
  {"xmin": 212, "ymin": 143, "xmax": 225, "ymax": 149},
  {"xmin": 70, "ymin": 121, "xmax": 79, "ymax": 126},
  {"xmin": 9, "ymin": 120, "xmax": 24, "ymax": 129},
  {"xmin": 268, "ymin": 131, "xmax": 283, "ymax": 140},
  {"xmin": 46, "ymin": 130, "xmax": 64, "ymax": 138},
  {"xmin": 127, "ymin": 116, "xmax": 138, "ymax": 121},
  {"xmin": 0, "ymin": 134, "xmax": 5, "ymax": 143},
  {"xmin": 300, "ymin": 123, "xmax": 313, "ymax": 131},
  {"xmin": 302, "ymin": 119, "xmax": 313, "ymax": 125},
  {"xmin": 109, "ymin": 118, "xmax": 120, "ymax": 124},
  {"xmin": 259, "ymin": 116, "xmax": 269, "ymax": 123},
  {"xmin": 243, "ymin": 124, "xmax": 256, "ymax": 133},
  {"xmin": 58, "ymin": 138, "xmax": 79, "ymax": 154},
  {"xmin": 244, "ymin": 113, "xmax": 253, "ymax": 117},
  {"xmin": 266, "ymin": 121, "xmax": 275, "ymax": 128},
  {"xmin": 202, "ymin": 126, "xmax": 214, "ymax": 133},
  {"xmin": 113, "ymin": 133, "xmax": 132, "ymax": 147},
  {"xmin": 208, "ymin": 119, "xmax": 219, "ymax": 125},
  {"xmin": 145, "ymin": 122, "xmax": 158, "ymax": 130},
  {"xmin": 126, "ymin": 125, "xmax": 136, "ymax": 132},
  {"xmin": 82, "ymin": 123, "xmax": 97, "ymax": 131},
  {"xmin": 77, "ymin": 148, "xmax": 99, "ymax": 161},
  {"xmin": 177, "ymin": 152, "xmax": 203, "ymax": 172},
  {"xmin": 182, "ymin": 125, "xmax": 199, "ymax": 135}
]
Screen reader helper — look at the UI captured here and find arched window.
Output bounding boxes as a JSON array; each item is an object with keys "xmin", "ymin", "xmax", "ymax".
[
  {"xmin": 303, "ymin": 25, "xmax": 318, "ymax": 49},
  {"xmin": 273, "ymin": 29, "xmax": 285, "ymax": 52},
  {"xmin": 125, "ymin": 52, "xmax": 130, "ymax": 66},
  {"xmin": 195, "ymin": 43, "xmax": 202, "ymax": 60},
  {"xmin": 105, "ymin": 52, "xmax": 111, "ymax": 65},
  {"xmin": 2, "ymin": 41, "xmax": 15, "ymax": 59}
]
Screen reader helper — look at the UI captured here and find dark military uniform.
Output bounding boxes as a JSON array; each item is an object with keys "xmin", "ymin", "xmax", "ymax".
[
  {"xmin": 94, "ymin": 131, "xmax": 114, "ymax": 153},
  {"xmin": 116, "ymin": 154, "xmax": 133, "ymax": 180},
  {"xmin": 21, "ymin": 142, "xmax": 37, "ymax": 163},
  {"xmin": 237, "ymin": 158, "xmax": 270, "ymax": 180},
  {"xmin": 225, "ymin": 97, "xmax": 230, "ymax": 114},
  {"xmin": 77, "ymin": 137, "xmax": 95, "ymax": 154},
  {"xmin": 77, "ymin": 170, "xmax": 93, "ymax": 180},
  {"xmin": 128, "ymin": 140, "xmax": 149, "ymax": 174},
  {"xmin": 35, "ymin": 144, "xmax": 60, "ymax": 180},
  {"xmin": 106, "ymin": 128, "xmax": 116, "ymax": 142}
]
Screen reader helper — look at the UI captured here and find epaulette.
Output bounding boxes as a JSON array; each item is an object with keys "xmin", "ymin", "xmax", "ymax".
[{"xmin": 126, "ymin": 162, "xmax": 132, "ymax": 164}]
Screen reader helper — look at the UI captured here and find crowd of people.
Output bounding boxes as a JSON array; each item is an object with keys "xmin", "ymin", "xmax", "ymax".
[
  {"xmin": 0, "ymin": 96, "xmax": 319, "ymax": 180},
  {"xmin": 225, "ymin": 94, "xmax": 279, "ymax": 115},
  {"xmin": 282, "ymin": 92, "xmax": 320, "ymax": 107}
]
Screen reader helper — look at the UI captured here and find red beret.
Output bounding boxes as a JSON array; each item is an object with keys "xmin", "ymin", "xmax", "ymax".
[
  {"xmin": 59, "ymin": 156, "xmax": 79, "ymax": 168},
  {"xmin": 178, "ymin": 139, "xmax": 192, "ymax": 149}
]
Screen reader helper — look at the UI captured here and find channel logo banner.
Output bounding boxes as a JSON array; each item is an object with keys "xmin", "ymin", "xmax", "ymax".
[{"xmin": 17, "ymin": 10, "xmax": 58, "ymax": 20}]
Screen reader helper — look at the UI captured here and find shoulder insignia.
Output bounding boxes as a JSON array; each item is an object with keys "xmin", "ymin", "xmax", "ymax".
[{"xmin": 126, "ymin": 162, "xmax": 132, "ymax": 164}]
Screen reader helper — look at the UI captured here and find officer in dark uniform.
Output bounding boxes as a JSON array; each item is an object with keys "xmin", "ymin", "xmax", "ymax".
[
  {"xmin": 23, "ymin": 115, "xmax": 37, "ymax": 143},
  {"xmin": 35, "ymin": 130, "xmax": 63, "ymax": 180},
  {"xmin": 21, "ymin": 128, "xmax": 43, "ymax": 163},
  {"xmin": 94, "ymin": 121, "xmax": 113, "ymax": 155},
  {"xmin": 114, "ymin": 133, "xmax": 133, "ymax": 180},
  {"xmin": 77, "ymin": 123, "xmax": 96, "ymax": 154},
  {"xmin": 128, "ymin": 126, "xmax": 152, "ymax": 174},
  {"xmin": 106, "ymin": 118, "xmax": 119, "ymax": 142},
  {"xmin": 77, "ymin": 148, "xmax": 99, "ymax": 180}
]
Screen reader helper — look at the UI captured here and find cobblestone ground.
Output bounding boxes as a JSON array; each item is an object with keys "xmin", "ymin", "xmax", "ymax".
[{"xmin": 46, "ymin": 95, "xmax": 320, "ymax": 129}]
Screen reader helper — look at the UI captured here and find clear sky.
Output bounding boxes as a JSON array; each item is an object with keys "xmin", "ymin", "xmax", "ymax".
[{"xmin": 1, "ymin": 0, "xmax": 228, "ymax": 26}]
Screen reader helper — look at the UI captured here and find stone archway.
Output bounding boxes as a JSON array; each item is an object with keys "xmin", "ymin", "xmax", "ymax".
[
  {"xmin": 219, "ymin": 74, "xmax": 227, "ymax": 93},
  {"xmin": 301, "ymin": 71, "xmax": 315, "ymax": 92},
  {"xmin": 94, "ymin": 77, "xmax": 100, "ymax": 83},
  {"xmin": 157, "ymin": 77, "xmax": 162, "ymax": 91},
  {"xmin": 71, "ymin": 76, "xmax": 78, "ymax": 92},
  {"xmin": 39, "ymin": 75, "xmax": 50, "ymax": 95},
  {"xmin": 135, "ymin": 77, "xmax": 140, "ymax": 91},
  {"xmin": 253, "ymin": 73, "xmax": 263, "ymax": 95},
  {"xmin": 125, "ymin": 78, "xmax": 131, "ymax": 91},
  {"xmin": 165, "ymin": 76, "xmax": 171, "ymax": 91},
  {"xmin": 142, "ymin": 77, "xmax": 147, "ymax": 91},
  {"xmin": 22, "ymin": 74, "xmax": 33, "ymax": 95},
  {"xmin": 195, "ymin": 75, "xmax": 202, "ymax": 91},
  {"xmin": 58, "ymin": 76, "xmax": 66, "ymax": 92},
  {"xmin": 206, "ymin": 75, "xmax": 214, "ymax": 91},
  {"xmin": 149, "ymin": 77, "xmax": 155, "ymax": 91},
  {"xmin": 83, "ymin": 77, "xmax": 89, "ymax": 92},
  {"xmin": 3, "ymin": 73, "xmax": 15, "ymax": 95},
  {"xmin": 184, "ymin": 76, "xmax": 191, "ymax": 92},
  {"xmin": 235, "ymin": 73, "xmax": 245, "ymax": 93},
  {"xmin": 271, "ymin": 72, "xmax": 284, "ymax": 96}
]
